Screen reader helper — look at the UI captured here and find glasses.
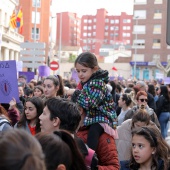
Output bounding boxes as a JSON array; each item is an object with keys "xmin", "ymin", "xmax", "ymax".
[{"xmin": 139, "ymin": 98, "xmax": 148, "ymax": 102}]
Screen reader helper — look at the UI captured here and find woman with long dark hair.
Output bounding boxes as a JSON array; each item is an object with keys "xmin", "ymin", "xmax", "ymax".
[{"xmin": 156, "ymin": 85, "xmax": 170, "ymax": 138}]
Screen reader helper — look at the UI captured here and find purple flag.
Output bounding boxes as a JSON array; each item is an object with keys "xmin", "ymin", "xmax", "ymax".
[
  {"xmin": 71, "ymin": 68, "xmax": 79, "ymax": 83},
  {"xmin": 164, "ymin": 77, "xmax": 170, "ymax": 85},
  {"xmin": 109, "ymin": 76, "xmax": 115, "ymax": 81},
  {"xmin": 0, "ymin": 60, "xmax": 19, "ymax": 103},
  {"xmin": 19, "ymin": 71, "xmax": 35, "ymax": 83},
  {"xmin": 38, "ymin": 65, "xmax": 50, "ymax": 77}
]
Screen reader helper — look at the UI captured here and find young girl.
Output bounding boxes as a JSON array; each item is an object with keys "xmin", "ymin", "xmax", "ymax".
[
  {"xmin": 74, "ymin": 52, "xmax": 118, "ymax": 151},
  {"xmin": 120, "ymin": 126, "xmax": 170, "ymax": 170},
  {"xmin": 15, "ymin": 96, "xmax": 43, "ymax": 135}
]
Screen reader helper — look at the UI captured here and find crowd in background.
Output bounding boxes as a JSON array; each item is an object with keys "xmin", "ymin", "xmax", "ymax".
[{"xmin": 0, "ymin": 52, "xmax": 170, "ymax": 170}]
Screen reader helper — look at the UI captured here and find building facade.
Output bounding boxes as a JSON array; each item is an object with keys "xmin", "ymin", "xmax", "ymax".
[
  {"xmin": 131, "ymin": 0, "xmax": 170, "ymax": 80},
  {"xmin": 0, "ymin": 0, "xmax": 24, "ymax": 61},
  {"xmin": 80, "ymin": 8, "xmax": 133, "ymax": 59},
  {"xmin": 19, "ymin": 0, "xmax": 51, "ymax": 59},
  {"xmin": 56, "ymin": 12, "xmax": 81, "ymax": 47}
]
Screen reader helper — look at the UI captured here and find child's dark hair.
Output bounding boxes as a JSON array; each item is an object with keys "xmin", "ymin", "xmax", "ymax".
[
  {"xmin": 74, "ymin": 52, "xmax": 99, "ymax": 69},
  {"xmin": 129, "ymin": 126, "xmax": 170, "ymax": 170}
]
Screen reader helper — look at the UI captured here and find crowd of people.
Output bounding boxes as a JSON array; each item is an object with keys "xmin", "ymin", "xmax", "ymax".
[{"xmin": 0, "ymin": 51, "xmax": 169, "ymax": 170}]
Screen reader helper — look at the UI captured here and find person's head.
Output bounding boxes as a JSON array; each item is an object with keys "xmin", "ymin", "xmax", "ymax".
[
  {"xmin": 18, "ymin": 75, "xmax": 27, "ymax": 86},
  {"xmin": 160, "ymin": 85, "xmax": 169, "ymax": 100},
  {"xmin": 118, "ymin": 93, "xmax": 132, "ymax": 108},
  {"xmin": 136, "ymin": 81, "xmax": 146, "ymax": 91},
  {"xmin": 147, "ymin": 84, "xmax": 156, "ymax": 97},
  {"xmin": 36, "ymin": 130, "xmax": 87, "ymax": 170},
  {"xmin": 136, "ymin": 91, "xmax": 148, "ymax": 108},
  {"xmin": 30, "ymin": 79, "xmax": 37, "ymax": 86},
  {"xmin": 0, "ymin": 104, "xmax": 10, "ymax": 121},
  {"xmin": 43, "ymin": 75, "xmax": 64, "ymax": 98},
  {"xmin": 131, "ymin": 108, "xmax": 150, "ymax": 129},
  {"xmin": 18, "ymin": 97, "xmax": 44, "ymax": 133},
  {"xmin": 34, "ymin": 85, "xmax": 44, "ymax": 97},
  {"xmin": 18, "ymin": 85, "xmax": 24, "ymax": 97},
  {"xmin": 0, "ymin": 129, "xmax": 46, "ymax": 170},
  {"xmin": 74, "ymin": 52, "xmax": 99, "ymax": 83},
  {"xmin": 39, "ymin": 98, "xmax": 81, "ymax": 133},
  {"xmin": 130, "ymin": 126, "xmax": 170, "ymax": 170},
  {"xmin": 25, "ymin": 88, "xmax": 34, "ymax": 98}
]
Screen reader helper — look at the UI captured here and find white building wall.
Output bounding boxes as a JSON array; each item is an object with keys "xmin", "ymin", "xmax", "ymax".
[{"xmin": 0, "ymin": 0, "xmax": 24, "ymax": 61}]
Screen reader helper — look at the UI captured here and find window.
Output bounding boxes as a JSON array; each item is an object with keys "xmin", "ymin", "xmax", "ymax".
[
  {"xmin": 123, "ymin": 19, "xmax": 131, "ymax": 23},
  {"xmin": 153, "ymin": 25, "xmax": 161, "ymax": 34},
  {"xmin": 31, "ymin": 28, "xmax": 40, "ymax": 40},
  {"xmin": 88, "ymin": 26, "xmax": 91, "ymax": 30},
  {"xmin": 133, "ymin": 39, "xmax": 145, "ymax": 47},
  {"xmin": 134, "ymin": 25, "xmax": 146, "ymax": 34},
  {"xmin": 93, "ymin": 18, "xmax": 96, "ymax": 22},
  {"xmin": 154, "ymin": 0, "xmax": 162, "ymax": 4},
  {"xmin": 83, "ymin": 33, "xmax": 87, "ymax": 37},
  {"xmin": 153, "ymin": 54, "xmax": 160, "ymax": 60},
  {"xmin": 115, "ymin": 19, "xmax": 119, "ymax": 23},
  {"xmin": 123, "ymin": 26, "xmax": 131, "ymax": 30},
  {"xmin": 32, "ymin": 12, "xmax": 40, "ymax": 24},
  {"xmin": 105, "ymin": 18, "xmax": 109, "ymax": 23},
  {"xmin": 154, "ymin": 9, "xmax": 162, "ymax": 19},
  {"xmin": 122, "ymin": 33, "xmax": 130, "ymax": 37},
  {"xmin": 134, "ymin": 10, "xmax": 146, "ymax": 19},
  {"xmin": 88, "ymin": 20, "xmax": 92, "ymax": 23},
  {"xmin": 93, "ymin": 25, "xmax": 96, "ymax": 29},
  {"xmin": 32, "ymin": 0, "xmax": 41, "ymax": 7},
  {"xmin": 153, "ymin": 39, "xmax": 161, "ymax": 48},
  {"xmin": 134, "ymin": 0, "xmax": 147, "ymax": 4},
  {"xmin": 110, "ymin": 20, "xmax": 115, "ymax": 24},
  {"xmin": 110, "ymin": 26, "xmax": 115, "ymax": 30},
  {"xmin": 84, "ymin": 19, "xmax": 87, "ymax": 23},
  {"xmin": 105, "ymin": 26, "xmax": 109, "ymax": 30},
  {"xmin": 83, "ymin": 26, "xmax": 87, "ymax": 30},
  {"xmin": 87, "ymin": 33, "xmax": 91, "ymax": 37}
]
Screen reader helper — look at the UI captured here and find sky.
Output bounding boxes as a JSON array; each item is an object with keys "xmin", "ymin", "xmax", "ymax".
[{"xmin": 52, "ymin": 0, "xmax": 134, "ymax": 17}]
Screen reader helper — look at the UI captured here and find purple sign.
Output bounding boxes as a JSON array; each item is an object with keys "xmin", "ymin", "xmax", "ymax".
[
  {"xmin": 38, "ymin": 65, "xmax": 50, "ymax": 77},
  {"xmin": 164, "ymin": 77, "xmax": 170, "ymax": 85},
  {"xmin": 109, "ymin": 76, "xmax": 115, "ymax": 81},
  {"xmin": 0, "ymin": 60, "xmax": 19, "ymax": 103},
  {"xmin": 71, "ymin": 68, "xmax": 79, "ymax": 83},
  {"xmin": 19, "ymin": 71, "xmax": 35, "ymax": 83}
]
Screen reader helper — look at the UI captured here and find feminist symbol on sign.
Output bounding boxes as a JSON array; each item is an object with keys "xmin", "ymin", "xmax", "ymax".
[{"xmin": 0, "ymin": 80, "xmax": 11, "ymax": 96}]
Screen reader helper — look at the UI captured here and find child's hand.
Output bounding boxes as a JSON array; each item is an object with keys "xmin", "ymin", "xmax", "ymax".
[{"xmin": 9, "ymin": 98, "xmax": 16, "ymax": 110}]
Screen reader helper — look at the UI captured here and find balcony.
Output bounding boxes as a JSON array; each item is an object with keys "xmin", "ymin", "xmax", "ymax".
[{"xmin": 0, "ymin": 25, "xmax": 24, "ymax": 44}]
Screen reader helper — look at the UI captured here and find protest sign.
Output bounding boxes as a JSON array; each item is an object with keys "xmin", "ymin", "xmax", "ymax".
[
  {"xmin": 0, "ymin": 60, "xmax": 19, "ymax": 103},
  {"xmin": 19, "ymin": 71, "xmax": 35, "ymax": 83},
  {"xmin": 38, "ymin": 65, "xmax": 50, "ymax": 77}
]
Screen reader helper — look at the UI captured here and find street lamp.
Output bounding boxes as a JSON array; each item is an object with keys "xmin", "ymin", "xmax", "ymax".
[{"xmin": 133, "ymin": 16, "xmax": 139, "ymax": 79}]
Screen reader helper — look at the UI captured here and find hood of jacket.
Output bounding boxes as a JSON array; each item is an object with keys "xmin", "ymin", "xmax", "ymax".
[{"xmin": 81, "ymin": 69, "xmax": 109, "ymax": 86}]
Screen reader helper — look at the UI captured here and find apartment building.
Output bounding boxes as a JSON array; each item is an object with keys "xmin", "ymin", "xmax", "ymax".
[
  {"xmin": 0, "ymin": 0, "xmax": 24, "ymax": 61},
  {"xmin": 132, "ymin": 0, "xmax": 170, "ymax": 80},
  {"xmin": 80, "ymin": 8, "xmax": 133, "ymax": 58},
  {"xmin": 56, "ymin": 12, "xmax": 81, "ymax": 47}
]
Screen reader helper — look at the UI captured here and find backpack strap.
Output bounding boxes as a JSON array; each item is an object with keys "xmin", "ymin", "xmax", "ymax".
[{"xmin": 0, "ymin": 118, "xmax": 11, "ymax": 131}]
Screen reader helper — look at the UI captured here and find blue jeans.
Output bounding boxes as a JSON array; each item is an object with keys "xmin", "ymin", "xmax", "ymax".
[{"xmin": 159, "ymin": 112, "xmax": 170, "ymax": 139}]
